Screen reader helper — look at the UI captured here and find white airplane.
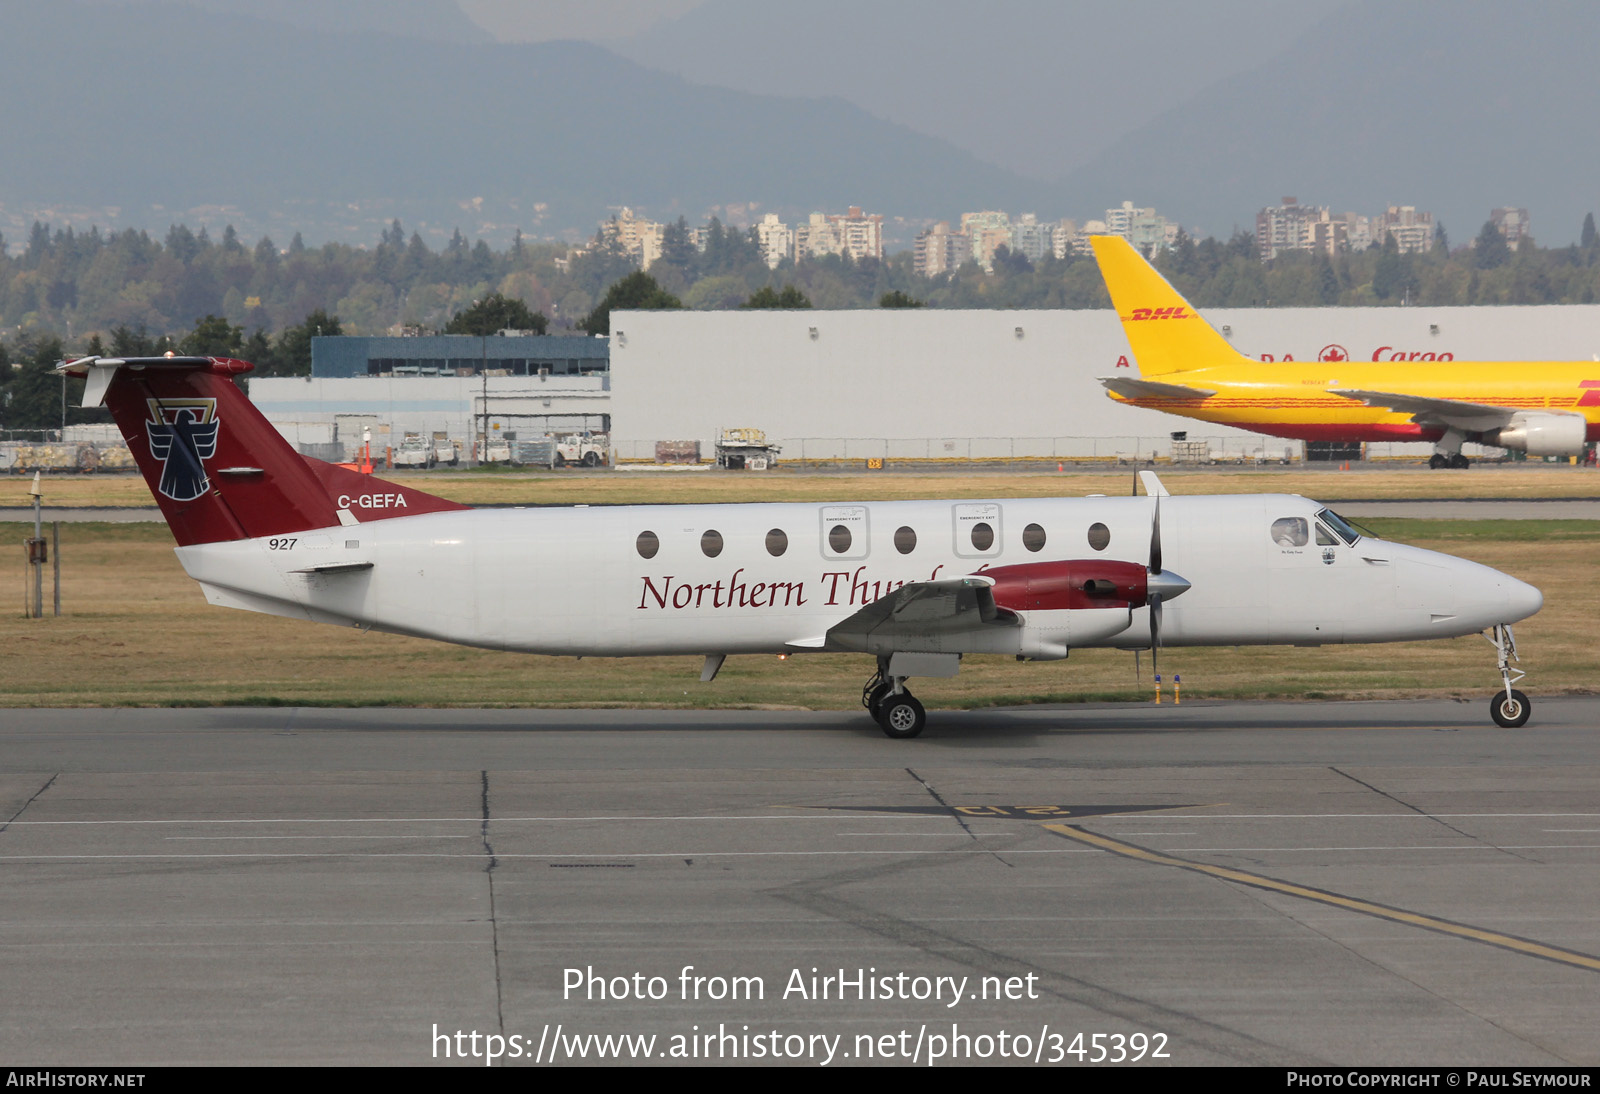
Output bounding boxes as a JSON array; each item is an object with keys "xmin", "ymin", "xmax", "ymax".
[{"xmin": 60, "ymin": 353, "xmax": 1544, "ymax": 738}]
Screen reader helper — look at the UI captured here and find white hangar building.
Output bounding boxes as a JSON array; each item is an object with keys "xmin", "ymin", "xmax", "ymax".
[{"xmin": 607, "ymin": 305, "xmax": 1600, "ymax": 462}]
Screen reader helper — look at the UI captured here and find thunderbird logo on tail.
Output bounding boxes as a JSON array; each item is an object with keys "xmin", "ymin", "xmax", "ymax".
[{"xmin": 146, "ymin": 398, "xmax": 219, "ymax": 501}]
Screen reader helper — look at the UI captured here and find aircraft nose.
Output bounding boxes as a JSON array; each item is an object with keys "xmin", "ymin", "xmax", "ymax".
[{"xmin": 1504, "ymin": 575, "xmax": 1543, "ymax": 623}]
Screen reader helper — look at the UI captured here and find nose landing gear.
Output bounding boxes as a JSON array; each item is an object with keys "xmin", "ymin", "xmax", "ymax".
[{"xmin": 1486, "ymin": 623, "xmax": 1531, "ymax": 727}]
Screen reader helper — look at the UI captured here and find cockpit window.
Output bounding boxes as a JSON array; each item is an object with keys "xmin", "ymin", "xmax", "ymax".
[
  {"xmin": 1317, "ymin": 508, "xmax": 1361, "ymax": 546},
  {"xmin": 1271, "ymin": 517, "xmax": 1308, "ymax": 547},
  {"xmin": 1315, "ymin": 523, "xmax": 1338, "ymax": 546}
]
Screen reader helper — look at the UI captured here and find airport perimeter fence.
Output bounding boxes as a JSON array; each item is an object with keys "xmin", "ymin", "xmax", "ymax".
[{"xmin": 613, "ymin": 435, "xmax": 1479, "ymax": 465}]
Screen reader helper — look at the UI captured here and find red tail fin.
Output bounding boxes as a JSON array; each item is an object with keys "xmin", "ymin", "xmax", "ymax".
[{"xmin": 61, "ymin": 355, "xmax": 468, "ymax": 546}]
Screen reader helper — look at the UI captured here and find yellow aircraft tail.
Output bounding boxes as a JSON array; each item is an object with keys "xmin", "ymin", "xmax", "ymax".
[{"xmin": 1091, "ymin": 235, "xmax": 1247, "ymax": 376}]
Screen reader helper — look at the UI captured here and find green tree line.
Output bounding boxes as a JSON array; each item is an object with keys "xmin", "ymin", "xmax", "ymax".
[{"xmin": 6, "ymin": 213, "xmax": 1600, "ymax": 392}]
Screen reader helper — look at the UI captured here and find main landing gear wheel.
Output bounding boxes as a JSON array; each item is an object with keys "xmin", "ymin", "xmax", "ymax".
[
  {"xmin": 1449, "ymin": 452, "xmax": 1470, "ymax": 469},
  {"xmin": 1428, "ymin": 453, "xmax": 1446, "ymax": 469},
  {"xmin": 1491, "ymin": 689, "xmax": 1531, "ymax": 728},
  {"xmin": 877, "ymin": 692, "xmax": 926, "ymax": 739}
]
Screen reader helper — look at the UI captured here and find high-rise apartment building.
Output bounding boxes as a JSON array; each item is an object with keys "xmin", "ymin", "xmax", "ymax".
[
  {"xmin": 1256, "ymin": 197, "xmax": 1344, "ymax": 260},
  {"xmin": 755, "ymin": 214, "xmax": 793, "ymax": 269},
  {"xmin": 1377, "ymin": 205, "xmax": 1435, "ymax": 254},
  {"xmin": 1010, "ymin": 214, "xmax": 1056, "ymax": 263},
  {"xmin": 914, "ymin": 221, "xmax": 971, "ymax": 277},
  {"xmin": 1491, "ymin": 207, "xmax": 1531, "ymax": 246},
  {"xmin": 796, "ymin": 206, "xmax": 884, "ymax": 262},
  {"xmin": 604, "ymin": 207, "xmax": 665, "ymax": 269},
  {"xmin": 959, "ymin": 211, "xmax": 1012, "ymax": 270}
]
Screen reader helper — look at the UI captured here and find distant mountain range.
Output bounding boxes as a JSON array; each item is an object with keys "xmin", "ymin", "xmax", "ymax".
[
  {"xmin": 2, "ymin": 0, "xmax": 1596, "ymax": 249},
  {"xmin": 1057, "ymin": 0, "xmax": 1600, "ymax": 244},
  {"xmin": 0, "ymin": 1, "xmax": 1054, "ymax": 248}
]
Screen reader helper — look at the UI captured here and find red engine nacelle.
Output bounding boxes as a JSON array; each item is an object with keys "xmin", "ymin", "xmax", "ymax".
[{"xmin": 983, "ymin": 559, "xmax": 1150, "ymax": 613}]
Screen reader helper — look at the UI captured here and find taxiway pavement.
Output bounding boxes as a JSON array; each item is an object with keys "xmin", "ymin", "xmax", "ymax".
[{"xmin": 1, "ymin": 699, "xmax": 1598, "ymax": 1066}]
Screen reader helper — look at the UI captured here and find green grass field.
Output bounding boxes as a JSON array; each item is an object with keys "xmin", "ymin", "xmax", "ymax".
[
  {"xmin": 4, "ymin": 462, "xmax": 1600, "ymax": 509},
  {"xmin": 0, "ymin": 515, "xmax": 1586, "ymax": 710}
]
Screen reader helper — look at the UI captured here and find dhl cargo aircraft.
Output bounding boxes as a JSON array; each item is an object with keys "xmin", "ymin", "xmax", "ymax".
[
  {"xmin": 1092, "ymin": 235, "xmax": 1600, "ymax": 468},
  {"xmin": 57, "ymin": 352, "xmax": 1542, "ymax": 736}
]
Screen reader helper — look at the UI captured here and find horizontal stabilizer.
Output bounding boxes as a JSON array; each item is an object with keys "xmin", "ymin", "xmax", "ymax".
[
  {"xmin": 290, "ymin": 561, "xmax": 374, "ymax": 575},
  {"xmin": 1100, "ymin": 376, "xmax": 1216, "ymax": 400}
]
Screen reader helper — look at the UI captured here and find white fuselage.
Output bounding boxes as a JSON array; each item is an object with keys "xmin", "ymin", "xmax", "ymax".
[{"xmin": 172, "ymin": 493, "xmax": 1541, "ymax": 657}]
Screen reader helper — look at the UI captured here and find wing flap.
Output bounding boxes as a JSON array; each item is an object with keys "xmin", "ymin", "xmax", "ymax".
[
  {"xmin": 1328, "ymin": 388, "xmax": 1518, "ymax": 430},
  {"xmin": 826, "ymin": 575, "xmax": 1016, "ymax": 653}
]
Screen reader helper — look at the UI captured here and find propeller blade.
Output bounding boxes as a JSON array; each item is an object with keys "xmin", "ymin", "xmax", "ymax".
[
  {"xmin": 1149, "ymin": 495, "xmax": 1163, "ymax": 576},
  {"xmin": 1149, "ymin": 592, "xmax": 1163, "ymax": 675}
]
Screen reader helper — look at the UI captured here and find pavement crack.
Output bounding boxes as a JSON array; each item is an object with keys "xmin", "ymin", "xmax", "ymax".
[
  {"xmin": 904, "ymin": 766, "xmax": 1014, "ymax": 868},
  {"xmin": 481, "ymin": 769, "xmax": 505, "ymax": 1042},
  {"xmin": 771, "ymin": 868, "xmax": 1307, "ymax": 1066},
  {"xmin": 1236, "ymin": 885, "xmax": 1571, "ymax": 1063},
  {"xmin": 1329, "ymin": 766, "xmax": 1539, "ymax": 863},
  {"xmin": 0, "ymin": 773, "xmax": 58, "ymax": 836}
]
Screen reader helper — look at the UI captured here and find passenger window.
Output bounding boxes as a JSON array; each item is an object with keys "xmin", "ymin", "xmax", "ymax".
[
  {"xmin": 1271, "ymin": 517, "xmax": 1308, "ymax": 547},
  {"xmin": 1022, "ymin": 523, "xmax": 1046, "ymax": 552},
  {"xmin": 894, "ymin": 526, "xmax": 917, "ymax": 554},
  {"xmin": 1087, "ymin": 522, "xmax": 1110, "ymax": 551},
  {"xmin": 766, "ymin": 528, "xmax": 788, "ymax": 556},
  {"xmin": 636, "ymin": 531, "xmax": 659, "ymax": 559},
  {"xmin": 953, "ymin": 502, "xmax": 1002, "ymax": 558},
  {"xmin": 1315, "ymin": 523, "xmax": 1338, "ymax": 547},
  {"xmin": 701, "ymin": 530, "xmax": 723, "ymax": 558},
  {"xmin": 819, "ymin": 505, "xmax": 869, "ymax": 560}
]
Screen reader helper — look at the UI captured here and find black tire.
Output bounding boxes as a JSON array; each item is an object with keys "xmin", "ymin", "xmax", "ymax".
[
  {"xmin": 582, "ymin": 451, "xmax": 600, "ymax": 468},
  {"xmin": 877, "ymin": 693, "xmax": 926, "ymax": 739},
  {"xmin": 553, "ymin": 453, "xmax": 567, "ymax": 468},
  {"xmin": 1490, "ymin": 688, "xmax": 1531, "ymax": 728},
  {"xmin": 1428, "ymin": 454, "xmax": 1447, "ymax": 469},
  {"xmin": 1450, "ymin": 453, "xmax": 1470, "ymax": 469}
]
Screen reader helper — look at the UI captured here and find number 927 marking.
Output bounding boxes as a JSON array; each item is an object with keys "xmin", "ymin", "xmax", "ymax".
[{"xmin": 268, "ymin": 538, "xmax": 298, "ymax": 550}]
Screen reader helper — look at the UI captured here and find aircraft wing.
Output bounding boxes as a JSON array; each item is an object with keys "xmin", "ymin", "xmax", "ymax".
[
  {"xmin": 1328, "ymin": 388, "xmax": 1521, "ymax": 431},
  {"xmin": 824, "ymin": 575, "xmax": 1017, "ymax": 653},
  {"xmin": 1100, "ymin": 376, "xmax": 1216, "ymax": 400}
]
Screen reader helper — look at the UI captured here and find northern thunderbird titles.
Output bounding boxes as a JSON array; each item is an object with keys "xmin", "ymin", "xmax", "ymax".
[{"xmin": 637, "ymin": 565, "xmax": 951, "ymax": 611}]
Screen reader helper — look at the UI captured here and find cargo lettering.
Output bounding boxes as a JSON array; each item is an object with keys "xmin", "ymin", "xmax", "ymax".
[
  {"xmin": 1126, "ymin": 307, "xmax": 1188, "ymax": 321},
  {"xmin": 1371, "ymin": 346, "xmax": 1455, "ymax": 361}
]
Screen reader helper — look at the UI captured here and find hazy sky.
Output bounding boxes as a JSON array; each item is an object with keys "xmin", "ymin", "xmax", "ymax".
[
  {"xmin": 456, "ymin": 0, "xmax": 1345, "ymax": 182},
  {"xmin": 458, "ymin": 0, "xmax": 703, "ymax": 41}
]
